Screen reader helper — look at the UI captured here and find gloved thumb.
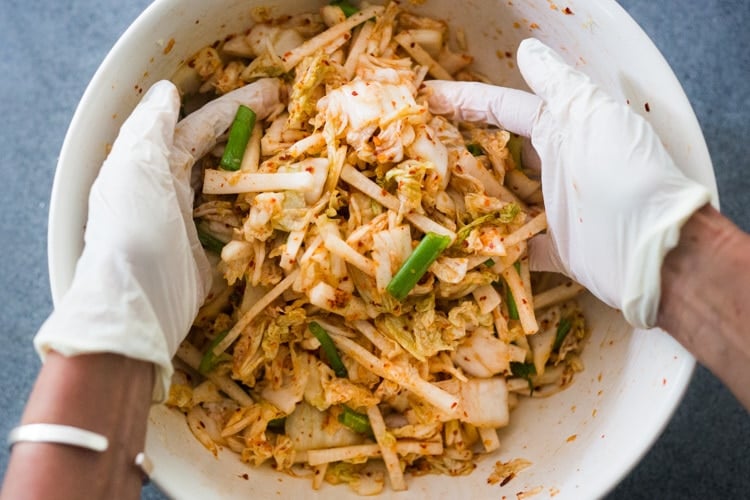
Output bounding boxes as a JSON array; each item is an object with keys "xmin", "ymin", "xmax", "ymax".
[{"xmin": 528, "ymin": 233, "xmax": 566, "ymax": 274}]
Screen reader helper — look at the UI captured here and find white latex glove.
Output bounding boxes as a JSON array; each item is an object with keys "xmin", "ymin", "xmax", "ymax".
[
  {"xmin": 35, "ymin": 78, "xmax": 282, "ymax": 401},
  {"xmin": 426, "ymin": 38, "xmax": 711, "ymax": 328}
]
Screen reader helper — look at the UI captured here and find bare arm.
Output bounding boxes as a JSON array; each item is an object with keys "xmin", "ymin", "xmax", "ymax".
[
  {"xmin": 1, "ymin": 353, "xmax": 154, "ymax": 500},
  {"xmin": 658, "ymin": 204, "xmax": 750, "ymax": 410}
]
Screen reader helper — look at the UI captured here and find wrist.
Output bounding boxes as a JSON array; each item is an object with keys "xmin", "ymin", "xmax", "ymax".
[{"xmin": 658, "ymin": 204, "xmax": 750, "ymax": 408}]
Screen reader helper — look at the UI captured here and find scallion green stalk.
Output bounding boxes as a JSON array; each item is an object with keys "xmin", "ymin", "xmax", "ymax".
[
  {"xmin": 199, "ymin": 330, "xmax": 231, "ymax": 374},
  {"xmin": 220, "ymin": 105, "xmax": 256, "ymax": 171},
  {"xmin": 331, "ymin": 0, "xmax": 359, "ymax": 17},
  {"xmin": 553, "ymin": 317, "xmax": 572, "ymax": 351},
  {"xmin": 196, "ymin": 224, "xmax": 226, "ymax": 254},
  {"xmin": 309, "ymin": 322, "xmax": 348, "ymax": 378},
  {"xmin": 338, "ymin": 406, "xmax": 372, "ymax": 435},
  {"xmin": 387, "ymin": 232, "xmax": 451, "ymax": 301}
]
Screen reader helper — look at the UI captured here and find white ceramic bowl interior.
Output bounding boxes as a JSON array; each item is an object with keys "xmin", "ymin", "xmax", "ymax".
[{"xmin": 48, "ymin": 0, "xmax": 718, "ymax": 498}]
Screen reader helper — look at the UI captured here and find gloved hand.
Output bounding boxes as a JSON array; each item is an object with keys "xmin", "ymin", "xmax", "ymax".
[
  {"xmin": 35, "ymin": 78, "xmax": 282, "ymax": 401},
  {"xmin": 426, "ymin": 38, "xmax": 711, "ymax": 328}
]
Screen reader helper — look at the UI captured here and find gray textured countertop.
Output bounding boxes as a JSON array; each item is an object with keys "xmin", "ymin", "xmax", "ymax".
[{"xmin": 0, "ymin": 1, "xmax": 747, "ymax": 498}]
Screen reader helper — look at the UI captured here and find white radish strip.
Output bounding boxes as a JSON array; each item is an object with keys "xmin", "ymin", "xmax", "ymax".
[
  {"xmin": 240, "ymin": 124, "xmax": 262, "ymax": 172},
  {"xmin": 501, "ymin": 212, "xmax": 547, "ymax": 248},
  {"xmin": 280, "ymin": 6, "xmax": 384, "ymax": 70},
  {"xmin": 344, "ymin": 21, "xmax": 375, "ymax": 79},
  {"xmin": 203, "ymin": 170, "xmax": 314, "ymax": 194},
  {"xmin": 176, "ymin": 342, "xmax": 254, "ymax": 407},
  {"xmin": 472, "ymin": 284, "xmax": 502, "ymax": 315},
  {"xmin": 280, "ymin": 230, "xmax": 305, "ymax": 271},
  {"xmin": 340, "ymin": 165, "xmax": 456, "ymax": 241},
  {"xmin": 493, "ymin": 242, "xmax": 527, "ymax": 273},
  {"xmin": 533, "ymin": 281, "xmax": 585, "ymax": 311},
  {"xmin": 351, "ymin": 320, "xmax": 403, "ymax": 359},
  {"xmin": 308, "ymin": 282, "xmax": 369, "ymax": 320},
  {"xmin": 323, "ymin": 232, "xmax": 376, "ymax": 276},
  {"xmin": 329, "ymin": 334, "xmax": 461, "ymax": 418},
  {"xmin": 312, "ymin": 463, "xmax": 328, "ymax": 490},
  {"xmin": 519, "ymin": 258, "xmax": 534, "ymax": 311},
  {"xmin": 287, "ymin": 132, "xmax": 326, "ymax": 158},
  {"xmin": 505, "ymin": 169, "xmax": 541, "ymax": 200},
  {"xmin": 405, "ymin": 213, "xmax": 456, "ymax": 241},
  {"xmin": 478, "ymin": 427, "xmax": 501, "ymax": 453},
  {"xmin": 306, "ymin": 440, "xmax": 443, "ymax": 466},
  {"xmin": 367, "ymin": 405, "xmax": 406, "ymax": 491},
  {"xmin": 502, "ymin": 265, "xmax": 538, "ymax": 335},
  {"xmin": 213, "ymin": 270, "xmax": 300, "ymax": 355},
  {"xmin": 394, "ymin": 31, "xmax": 454, "ymax": 81}
]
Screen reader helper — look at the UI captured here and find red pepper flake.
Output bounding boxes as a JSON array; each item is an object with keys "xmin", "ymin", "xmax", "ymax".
[
  {"xmin": 505, "ymin": 51, "xmax": 512, "ymax": 58},
  {"xmin": 500, "ymin": 473, "xmax": 515, "ymax": 486},
  {"xmin": 241, "ymin": 473, "xmax": 249, "ymax": 480},
  {"xmin": 563, "ymin": 7, "xmax": 574, "ymax": 15},
  {"xmin": 163, "ymin": 38, "xmax": 175, "ymax": 55},
  {"xmin": 645, "ymin": 102, "xmax": 651, "ymax": 112},
  {"xmin": 352, "ymin": 90, "xmax": 359, "ymax": 96}
]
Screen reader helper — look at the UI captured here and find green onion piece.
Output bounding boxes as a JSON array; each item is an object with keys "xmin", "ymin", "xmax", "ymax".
[
  {"xmin": 338, "ymin": 406, "xmax": 373, "ymax": 435},
  {"xmin": 510, "ymin": 361, "xmax": 537, "ymax": 394},
  {"xmin": 510, "ymin": 361, "xmax": 536, "ymax": 379},
  {"xmin": 484, "ymin": 258, "xmax": 495, "ymax": 267},
  {"xmin": 267, "ymin": 417, "xmax": 286, "ymax": 433},
  {"xmin": 220, "ymin": 105, "xmax": 256, "ymax": 171},
  {"xmin": 309, "ymin": 322, "xmax": 348, "ymax": 378},
  {"xmin": 506, "ymin": 284, "xmax": 519, "ymax": 320},
  {"xmin": 199, "ymin": 330, "xmax": 231, "ymax": 374},
  {"xmin": 466, "ymin": 143, "xmax": 484, "ymax": 156},
  {"xmin": 196, "ymin": 224, "xmax": 226, "ymax": 254},
  {"xmin": 387, "ymin": 232, "xmax": 451, "ymax": 301},
  {"xmin": 553, "ymin": 317, "xmax": 573, "ymax": 351},
  {"xmin": 508, "ymin": 133, "xmax": 523, "ymax": 170},
  {"xmin": 331, "ymin": 0, "xmax": 359, "ymax": 17}
]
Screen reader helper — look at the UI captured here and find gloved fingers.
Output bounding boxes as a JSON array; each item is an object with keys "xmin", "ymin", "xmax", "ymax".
[
  {"xmin": 528, "ymin": 233, "xmax": 566, "ymax": 274},
  {"xmin": 517, "ymin": 38, "xmax": 600, "ymax": 116},
  {"xmin": 170, "ymin": 78, "xmax": 284, "ymax": 181},
  {"xmin": 424, "ymin": 80, "xmax": 541, "ymax": 137},
  {"xmin": 106, "ymin": 80, "xmax": 180, "ymax": 174}
]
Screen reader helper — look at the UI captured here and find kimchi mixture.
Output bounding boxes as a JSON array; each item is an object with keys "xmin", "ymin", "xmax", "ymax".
[{"xmin": 165, "ymin": 1, "xmax": 588, "ymax": 494}]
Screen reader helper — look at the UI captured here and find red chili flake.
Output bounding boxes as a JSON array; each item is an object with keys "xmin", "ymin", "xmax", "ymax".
[
  {"xmin": 563, "ymin": 7, "xmax": 574, "ymax": 15},
  {"xmin": 451, "ymin": 402, "xmax": 458, "ymax": 409},
  {"xmin": 241, "ymin": 473, "xmax": 249, "ymax": 480},
  {"xmin": 410, "ymin": 42, "xmax": 416, "ymax": 48},
  {"xmin": 352, "ymin": 90, "xmax": 359, "ymax": 96},
  {"xmin": 505, "ymin": 51, "xmax": 512, "ymax": 58},
  {"xmin": 645, "ymin": 102, "xmax": 651, "ymax": 112},
  {"xmin": 500, "ymin": 473, "xmax": 515, "ymax": 486}
]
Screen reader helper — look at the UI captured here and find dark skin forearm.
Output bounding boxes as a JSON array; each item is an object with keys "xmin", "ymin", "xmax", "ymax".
[
  {"xmin": 658, "ymin": 204, "xmax": 750, "ymax": 410},
  {"xmin": 1, "ymin": 352, "xmax": 154, "ymax": 500}
]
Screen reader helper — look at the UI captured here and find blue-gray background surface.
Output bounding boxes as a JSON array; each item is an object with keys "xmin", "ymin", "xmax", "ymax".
[{"xmin": 0, "ymin": 0, "xmax": 747, "ymax": 498}]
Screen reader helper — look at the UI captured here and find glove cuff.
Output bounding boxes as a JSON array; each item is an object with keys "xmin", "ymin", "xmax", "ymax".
[
  {"xmin": 35, "ymin": 251, "xmax": 174, "ymax": 402},
  {"xmin": 622, "ymin": 181, "xmax": 712, "ymax": 329}
]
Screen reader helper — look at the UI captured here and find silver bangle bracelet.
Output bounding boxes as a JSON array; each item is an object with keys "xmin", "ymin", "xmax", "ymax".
[{"xmin": 7, "ymin": 423, "xmax": 152, "ymax": 483}]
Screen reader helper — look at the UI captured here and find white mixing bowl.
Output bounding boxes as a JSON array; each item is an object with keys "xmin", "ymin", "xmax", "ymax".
[{"xmin": 47, "ymin": 1, "xmax": 718, "ymax": 498}]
